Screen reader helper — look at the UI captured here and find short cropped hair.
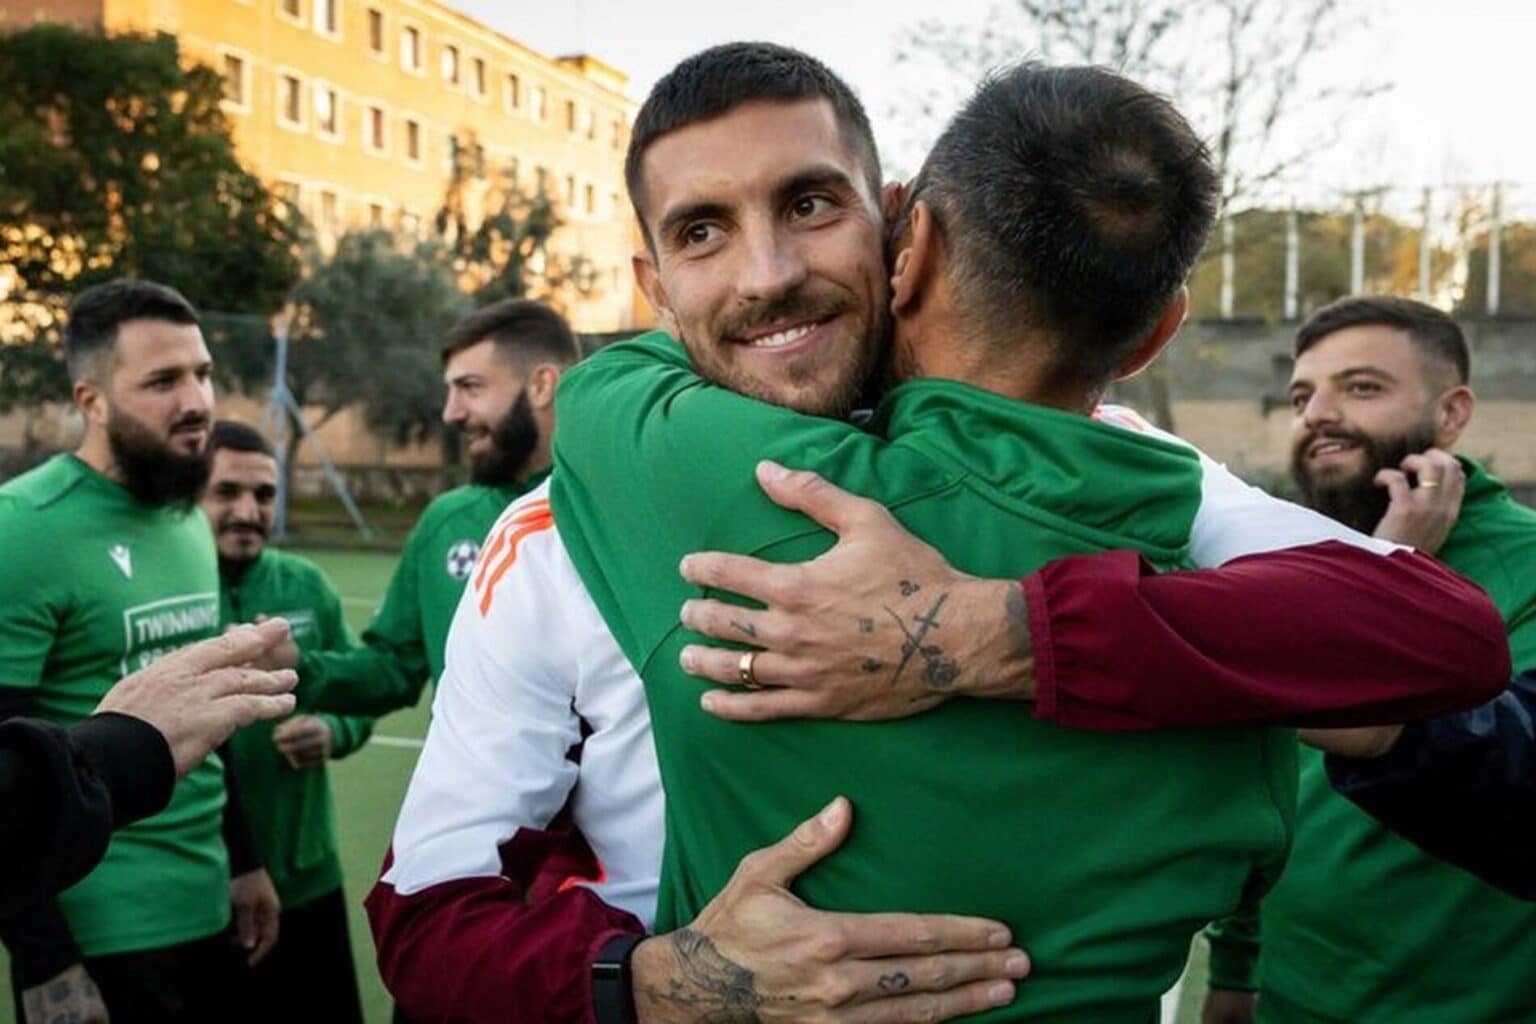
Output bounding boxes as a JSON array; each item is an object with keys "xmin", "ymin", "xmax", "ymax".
[
  {"xmin": 208, "ymin": 420, "xmax": 275, "ymax": 461},
  {"xmin": 64, "ymin": 279, "xmax": 200, "ymax": 382},
  {"xmin": 625, "ymin": 42, "xmax": 881, "ymax": 239},
  {"xmin": 1295, "ymin": 296, "xmax": 1469, "ymax": 386},
  {"xmin": 906, "ymin": 63, "xmax": 1218, "ymax": 384},
  {"xmin": 440, "ymin": 298, "xmax": 579, "ymax": 368}
]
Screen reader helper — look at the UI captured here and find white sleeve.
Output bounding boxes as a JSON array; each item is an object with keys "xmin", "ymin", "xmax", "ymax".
[
  {"xmin": 1188, "ymin": 453, "xmax": 1405, "ymax": 568},
  {"xmin": 1095, "ymin": 403, "xmax": 1404, "ymax": 568},
  {"xmin": 384, "ymin": 489, "xmax": 582, "ymax": 895}
]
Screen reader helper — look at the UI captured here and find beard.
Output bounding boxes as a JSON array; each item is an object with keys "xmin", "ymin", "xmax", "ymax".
[
  {"xmin": 467, "ymin": 388, "xmax": 540, "ymax": 486},
  {"xmin": 695, "ymin": 284, "xmax": 884, "ymax": 419},
  {"xmin": 1290, "ymin": 419, "xmax": 1439, "ymax": 534},
  {"xmin": 107, "ymin": 407, "xmax": 210, "ymax": 509}
]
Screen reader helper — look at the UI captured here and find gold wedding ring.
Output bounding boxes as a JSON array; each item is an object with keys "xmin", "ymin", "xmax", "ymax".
[
  {"xmin": 1417, "ymin": 479, "xmax": 1441, "ymax": 489},
  {"xmin": 738, "ymin": 650, "xmax": 762, "ymax": 689}
]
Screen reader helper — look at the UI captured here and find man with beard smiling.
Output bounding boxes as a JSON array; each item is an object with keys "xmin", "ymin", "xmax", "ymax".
[
  {"xmin": 1203, "ymin": 295, "xmax": 1536, "ymax": 1023},
  {"xmin": 200, "ymin": 420, "xmax": 372, "ymax": 1024},
  {"xmin": 0, "ymin": 279, "xmax": 283, "ymax": 1022},
  {"xmin": 289, "ymin": 298, "xmax": 577, "ymax": 719}
]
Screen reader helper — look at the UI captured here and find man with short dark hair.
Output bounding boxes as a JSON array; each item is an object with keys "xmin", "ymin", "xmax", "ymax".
[
  {"xmin": 290, "ymin": 298, "xmax": 578, "ymax": 717},
  {"xmin": 373, "ymin": 50, "xmax": 1505, "ymax": 1023},
  {"xmin": 1203, "ymin": 296, "xmax": 1536, "ymax": 1024},
  {"xmin": 0, "ymin": 279, "xmax": 284, "ymax": 1023},
  {"xmin": 201, "ymin": 420, "xmax": 371, "ymax": 1024}
]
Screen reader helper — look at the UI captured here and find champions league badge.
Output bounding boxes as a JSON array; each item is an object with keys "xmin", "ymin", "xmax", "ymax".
[{"xmin": 446, "ymin": 539, "xmax": 480, "ymax": 581}]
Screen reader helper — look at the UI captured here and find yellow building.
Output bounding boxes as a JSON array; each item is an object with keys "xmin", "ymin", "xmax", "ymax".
[{"xmin": 1, "ymin": 0, "xmax": 643, "ymax": 332}]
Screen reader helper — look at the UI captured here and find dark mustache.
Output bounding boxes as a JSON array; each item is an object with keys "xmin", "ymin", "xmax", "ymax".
[
  {"xmin": 171, "ymin": 413, "xmax": 211, "ymax": 432},
  {"xmin": 718, "ymin": 292, "xmax": 846, "ymax": 340},
  {"xmin": 1299, "ymin": 426, "xmax": 1368, "ymax": 449},
  {"xmin": 219, "ymin": 520, "xmax": 266, "ymax": 535}
]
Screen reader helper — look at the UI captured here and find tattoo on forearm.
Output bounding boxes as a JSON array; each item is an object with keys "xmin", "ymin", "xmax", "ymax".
[
  {"xmin": 858, "ymin": 618, "xmax": 875, "ymax": 634},
  {"xmin": 899, "ymin": 580, "xmax": 921, "ymax": 596},
  {"xmin": 731, "ymin": 620, "xmax": 758, "ymax": 639},
  {"xmin": 884, "ymin": 592, "xmax": 960, "ymax": 690},
  {"xmin": 861, "ymin": 658, "xmax": 883, "ymax": 673},
  {"xmin": 878, "ymin": 971, "xmax": 912, "ymax": 993},
  {"xmin": 637, "ymin": 928, "xmax": 769, "ymax": 1023}
]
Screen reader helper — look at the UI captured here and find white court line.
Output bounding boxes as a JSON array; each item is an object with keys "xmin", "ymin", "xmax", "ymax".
[
  {"xmin": 342, "ymin": 596, "xmax": 377, "ymax": 608},
  {"xmin": 369, "ymin": 735, "xmax": 425, "ymax": 749}
]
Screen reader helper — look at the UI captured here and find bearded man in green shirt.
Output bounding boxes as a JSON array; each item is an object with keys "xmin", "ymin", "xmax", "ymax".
[
  {"xmin": 289, "ymin": 299, "xmax": 577, "ymax": 717},
  {"xmin": 200, "ymin": 419, "xmax": 372, "ymax": 1024},
  {"xmin": 0, "ymin": 280, "xmax": 283, "ymax": 1023},
  {"xmin": 1202, "ymin": 296, "xmax": 1536, "ymax": 1023}
]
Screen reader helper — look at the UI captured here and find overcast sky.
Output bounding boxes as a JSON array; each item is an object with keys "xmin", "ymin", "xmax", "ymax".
[{"xmin": 460, "ymin": 0, "xmax": 1536, "ymax": 217}]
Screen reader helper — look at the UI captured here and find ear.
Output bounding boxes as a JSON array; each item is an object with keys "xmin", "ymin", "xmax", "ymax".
[
  {"xmin": 891, "ymin": 199, "xmax": 938, "ymax": 317},
  {"xmin": 1113, "ymin": 288, "xmax": 1189, "ymax": 381},
  {"xmin": 525, "ymin": 364, "xmax": 561, "ymax": 409},
  {"xmin": 73, "ymin": 378, "xmax": 108, "ymax": 429},
  {"xmin": 1434, "ymin": 384, "xmax": 1476, "ymax": 448},
  {"xmin": 633, "ymin": 250, "xmax": 681, "ymax": 339}
]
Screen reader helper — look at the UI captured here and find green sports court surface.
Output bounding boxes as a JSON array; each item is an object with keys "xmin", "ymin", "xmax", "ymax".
[{"xmin": 1, "ymin": 544, "xmax": 1210, "ymax": 1022}]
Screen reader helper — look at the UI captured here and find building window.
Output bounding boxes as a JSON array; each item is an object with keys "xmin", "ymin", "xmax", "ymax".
[
  {"xmin": 564, "ymin": 173, "xmax": 576, "ymax": 206},
  {"xmin": 220, "ymin": 53, "xmax": 248, "ymax": 109},
  {"xmin": 564, "ymin": 99, "xmax": 577, "ymax": 133},
  {"xmin": 274, "ymin": 180, "xmax": 301, "ymax": 220},
  {"xmin": 365, "ymin": 104, "xmax": 386, "ymax": 153},
  {"xmin": 314, "ymin": 83, "xmax": 340, "ymax": 138},
  {"xmin": 584, "ymin": 108, "xmax": 596, "ymax": 141},
  {"xmin": 404, "ymin": 118, "xmax": 422, "ymax": 163},
  {"xmin": 504, "ymin": 73, "xmax": 520, "ymax": 112},
  {"xmin": 471, "ymin": 57, "xmax": 486, "ymax": 98},
  {"xmin": 441, "ymin": 43, "xmax": 460, "ymax": 86},
  {"xmin": 611, "ymin": 119, "xmax": 623, "ymax": 150},
  {"xmin": 368, "ymin": 202, "xmax": 385, "ymax": 228},
  {"xmin": 611, "ymin": 191, "xmax": 621, "ymax": 216},
  {"xmin": 279, "ymin": 0, "xmax": 302, "ymax": 22},
  {"xmin": 314, "ymin": 0, "xmax": 339, "ymax": 37},
  {"xmin": 278, "ymin": 73, "xmax": 304, "ymax": 127},
  {"xmin": 530, "ymin": 84, "xmax": 546, "ymax": 122},
  {"xmin": 366, "ymin": 8, "xmax": 384, "ymax": 54},
  {"xmin": 318, "ymin": 189, "xmax": 340, "ymax": 229},
  {"xmin": 584, "ymin": 183, "xmax": 595, "ymax": 215},
  {"xmin": 401, "ymin": 24, "xmax": 422, "ymax": 72}
]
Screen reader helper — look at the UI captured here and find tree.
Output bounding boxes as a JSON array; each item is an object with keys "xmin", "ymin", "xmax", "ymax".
[
  {"xmin": 889, "ymin": 0, "xmax": 1385, "ymax": 426},
  {"xmin": 282, "ymin": 229, "xmax": 470, "ymax": 484},
  {"xmin": 435, "ymin": 131, "xmax": 597, "ymax": 311},
  {"xmin": 0, "ymin": 23, "xmax": 302, "ymax": 424}
]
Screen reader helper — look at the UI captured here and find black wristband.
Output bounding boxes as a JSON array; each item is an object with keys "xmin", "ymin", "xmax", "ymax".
[{"xmin": 591, "ymin": 933, "xmax": 645, "ymax": 1024}]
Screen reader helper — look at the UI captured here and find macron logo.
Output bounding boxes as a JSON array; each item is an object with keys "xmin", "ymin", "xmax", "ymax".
[{"xmin": 109, "ymin": 544, "xmax": 133, "ymax": 579}]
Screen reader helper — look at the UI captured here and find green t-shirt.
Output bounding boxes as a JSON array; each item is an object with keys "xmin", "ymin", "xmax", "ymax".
[
  {"xmin": 551, "ymin": 334, "xmax": 1296, "ymax": 1023},
  {"xmin": 0, "ymin": 454, "xmax": 228, "ymax": 956},
  {"xmin": 1211, "ymin": 459, "xmax": 1536, "ymax": 1023},
  {"xmin": 223, "ymin": 547, "xmax": 372, "ymax": 909},
  {"xmin": 298, "ymin": 474, "xmax": 546, "ymax": 716}
]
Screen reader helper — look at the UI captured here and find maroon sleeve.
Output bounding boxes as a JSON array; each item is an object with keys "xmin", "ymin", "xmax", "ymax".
[
  {"xmin": 1028, "ymin": 541, "xmax": 1510, "ymax": 730},
  {"xmin": 367, "ymin": 843, "xmax": 646, "ymax": 1024}
]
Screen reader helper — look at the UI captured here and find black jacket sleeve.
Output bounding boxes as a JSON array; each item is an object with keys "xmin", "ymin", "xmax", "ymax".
[
  {"xmin": 1327, "ymin": 669, "xmax": 1536, "ymax": 901},
  {"xmin": 0, "ymin": 712, "xmax": 174, "ymax": 979},
  {"xmin": 219, "ymin": 741, "xmax": 262, "ymax": 877}
]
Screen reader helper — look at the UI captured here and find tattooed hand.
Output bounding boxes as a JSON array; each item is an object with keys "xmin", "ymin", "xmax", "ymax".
[
  {"xmin": 21, "ymin": 963, "xmax": 109, "ymax": 1024},
  {"xmin": 677, "ymin": 461, "xmax": 1034, "ymax": 722},
  {"xmin": 631, "ymin": 797, "xmax": 1029, "ymax": 1023}
]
